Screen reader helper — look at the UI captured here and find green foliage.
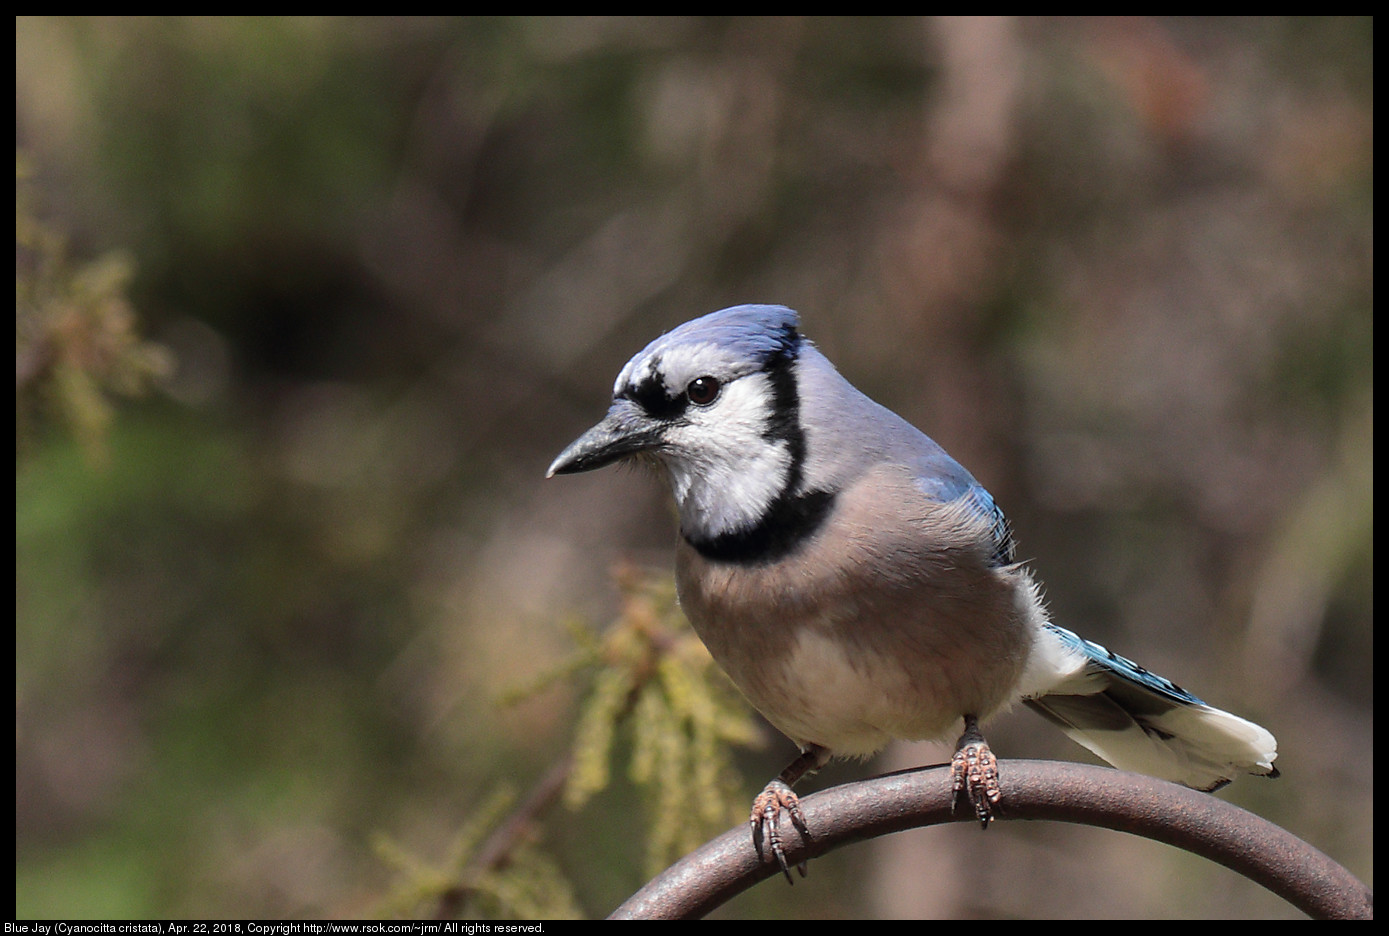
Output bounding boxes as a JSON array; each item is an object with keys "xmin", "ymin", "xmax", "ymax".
[
  {"xmin": 16, "ymin": 152, "xmax": 171, "ymax": 463},
  {"xmin": 374, "ymin": 788, "xmax": 582, "ymax": 920},
  {"xmin": 562, "ymin": 565, "xmax": 759, "ymax": 877},
  {"xmin": 377, "ymin": 566, "xmax": 761, "ymax": 917}
]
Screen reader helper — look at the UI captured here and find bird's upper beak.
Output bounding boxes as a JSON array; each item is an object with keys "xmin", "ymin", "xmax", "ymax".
[{"xmin": 546, "ymin": 400, "xmax": 665, "ymax": 477}]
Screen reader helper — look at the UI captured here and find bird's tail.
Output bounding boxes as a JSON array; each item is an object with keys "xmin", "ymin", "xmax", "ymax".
[{"xmin": 1027, "ymin": 623, "xmax": 1278, "ymax": 792}]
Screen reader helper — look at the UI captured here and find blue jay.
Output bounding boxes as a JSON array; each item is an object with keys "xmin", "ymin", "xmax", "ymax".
[{"xmin": 548, "ymin": 304, "xmax": 1278, "ymax": 880}]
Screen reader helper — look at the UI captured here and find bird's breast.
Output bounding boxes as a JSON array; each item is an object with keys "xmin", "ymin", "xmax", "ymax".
[{"xmin": 673, "ymin": 464, "xmax": 1034, "ymax": 756}]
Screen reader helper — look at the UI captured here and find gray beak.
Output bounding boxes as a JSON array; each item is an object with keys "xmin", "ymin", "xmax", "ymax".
[{"xmin": 546, "ymin": 401, "xmax": 665, "ymax": 477}]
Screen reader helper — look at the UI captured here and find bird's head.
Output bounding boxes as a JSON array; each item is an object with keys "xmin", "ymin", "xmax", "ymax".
[{"xmin": 548, "ymin": 304, "xmax": 817, "ymax": 552}]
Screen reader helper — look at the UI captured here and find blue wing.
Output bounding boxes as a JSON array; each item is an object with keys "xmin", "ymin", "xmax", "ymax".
[{"xmin": 922, "ymin": 472, "xmax": 1015, "ymax": 567}]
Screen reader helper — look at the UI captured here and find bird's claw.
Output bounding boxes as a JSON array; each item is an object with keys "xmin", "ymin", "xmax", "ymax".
[
  {"xmin": 751, "ymin": 779, "xmax": 810, "ymax": 883},
  {"xmin": 951, "ymin": 736, "xmax": 1001, "ymax": 828}
]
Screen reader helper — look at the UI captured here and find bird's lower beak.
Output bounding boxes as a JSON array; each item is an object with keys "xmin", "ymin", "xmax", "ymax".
[{"xmin": 546, "ymin": 402, "xmax": 664, "ymax": 477}]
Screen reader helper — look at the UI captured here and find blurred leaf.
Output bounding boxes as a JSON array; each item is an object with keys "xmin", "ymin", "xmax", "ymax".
[
  {"xmin": 17, "ymin": 152, "xmax": 172, "ymax": 463},
  {"xmin": 555, "ymin": 565, "xmax": 758, "ymax": 876}
]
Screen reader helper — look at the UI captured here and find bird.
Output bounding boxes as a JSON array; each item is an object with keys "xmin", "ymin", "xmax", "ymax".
[{"xmin": 547, "ymin": 303, "xmax": 1278, "ymax": 882}]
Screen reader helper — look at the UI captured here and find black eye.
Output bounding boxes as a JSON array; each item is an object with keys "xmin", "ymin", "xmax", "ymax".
[{"xmin": 686, "ymin": 376, "xmax": 721, "ymax": 406}]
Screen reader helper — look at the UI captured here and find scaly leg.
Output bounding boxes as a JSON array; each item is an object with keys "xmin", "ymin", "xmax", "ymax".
[
  {"xmin": 751, "ymin": 744, "xmax": 829, "ymax": 883},
  {"xmin": 951, "ymin": 714, "xmax": 1001, "ymax": 828}
]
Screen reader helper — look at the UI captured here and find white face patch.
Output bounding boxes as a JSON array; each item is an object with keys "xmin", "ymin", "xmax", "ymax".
[
  {"xmin": 660, "ymin": 371, "xmax": 792, "ymax": 539},
  {"xmin": 615, "ymin": 338, "xmax": 799, "ymax": 542}
]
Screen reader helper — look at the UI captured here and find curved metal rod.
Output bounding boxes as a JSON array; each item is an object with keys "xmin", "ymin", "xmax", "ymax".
[{"xmin": 608, "ymin": 759, "xmax": 1372, "ymax": 920}]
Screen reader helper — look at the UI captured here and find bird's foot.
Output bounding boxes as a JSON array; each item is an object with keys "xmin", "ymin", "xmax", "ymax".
[
  {"xmin": 951, "ymin": 716, "xmax": 1001, "ymax": 828},
  {"xmin": 751, "ymin": 779, "xmax": 809, "ymax": 883}
]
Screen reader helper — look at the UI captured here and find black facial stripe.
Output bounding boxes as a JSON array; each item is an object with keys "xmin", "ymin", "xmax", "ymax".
[
  {"xmin": 687, "ymin": 488, "xmax": 836, "ymax": 564},
  {"xmin": 684, "ymin": 323, "xmax": 833, "ymax": 565},
  {"xmin": 619, "ymin": 324, "xmax": 803, "ymax": 424},
  {"xmin": 759, "ymin": 325, "xmax": 807, "ymax": 494},
  {"xmin": 620, "ymin": 361, "xmax": 688, "ymax": 421}
]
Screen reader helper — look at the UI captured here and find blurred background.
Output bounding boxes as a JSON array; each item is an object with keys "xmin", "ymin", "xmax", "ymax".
[{"xmin": 16, "ymin": 16, "xmax": 1371, "ymax": 919}]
